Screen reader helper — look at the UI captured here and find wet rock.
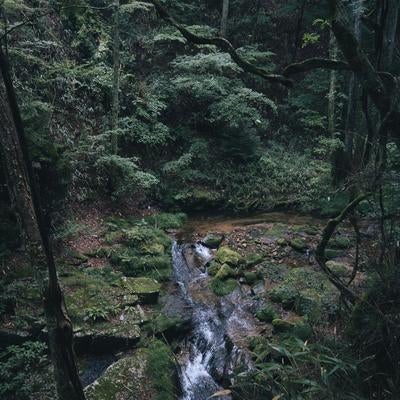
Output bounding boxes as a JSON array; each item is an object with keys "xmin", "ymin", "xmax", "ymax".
[{"xmin": 201, "ymin": 233, "xmax": 224, "ymax": 249}]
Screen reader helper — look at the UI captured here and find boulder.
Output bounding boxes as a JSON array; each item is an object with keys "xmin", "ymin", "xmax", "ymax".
[
  {"xmin": 289, "ymin": 238, "xmax": 307, "ymax": 252},
  {"xmin": 216, "ymin": 246, "xmax": 243, "ymax": 267},
  {"xmin": 122, "ymin": 277, "xmax": 161, "ymax": 304},
  {"xmin": 215, "ymin": 264, "xmax": 236, "ymax": 280},
  {"xmin": 201, "ymin": 233, "xmax": 224, "ymax": 249}
]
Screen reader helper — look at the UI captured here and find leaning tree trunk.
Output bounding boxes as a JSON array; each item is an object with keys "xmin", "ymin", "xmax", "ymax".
[
  {"xmin": 380, "ymin": 0, "xmax": 400, "ymax": 72},
  {"xmin": 111, "ymin": 0, "xmax": 120, "ymax": 154},
  {"xmin": 220, "ymin": 0, "xmax": 229, "ymax": 37},
  {"xmin": 0, "ymin": 46, "xmax": 85, "ymax": 400}
]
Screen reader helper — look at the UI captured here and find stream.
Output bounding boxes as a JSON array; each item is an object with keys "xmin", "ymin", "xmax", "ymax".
[{"xmin": 171, "ymin": 242, "xmax": 259, "ymax": 400}]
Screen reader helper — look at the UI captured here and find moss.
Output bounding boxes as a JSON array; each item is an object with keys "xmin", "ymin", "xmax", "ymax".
[
  {"xmin": 210, "ymin": 278, "xmax": 237, "ymax": 296},
  {"xmin": 269, "ymin": 267, "xmax": 338, "ymax": 317},
  {"xmin": 304, "ymin": 225, "xmax": 319, "ymax": 235},
  {"xmin": 289, "ymin": 237, "xmax": 307, "ymax": 252},
  {"xmin": 262, "ymin": 263, "xmax": 290, "ymax": 282},
  {"xmin": 215, "ymin": 246, "xmax": 243, "ymax": 267},
  {"xmin": 272, "ymin": 318, "xmax": 312, "ymax": 340},
  {"xmin": 255, "ymin": 305, "xmax": 278, "ymax": 322},
  {"xmin": 146, "ymin": 340, "xmax": 176, "ymax": 400},
  {"xmin": 202, "ymin": 233, "xmax": 224, "ymax": 248},
  {"xmin": 324, "ymin": 248, "xmax": 342, "ymax": 259},
  {"xmin": 121, "ymin": 277, "xmax": 161, "ymax": 304},
  {"xmin": 326, "ymin": 261, "xmax": 351, "ymax": 277},
  {"xmin": 245, "ymin": 253, "xmax": 264, "ymax": 268},
  {"xmin": 276, "ymin": 238, "xmax": 287, "ymax": 246},
  {"xmin": 330, "ymin": 236, "xmax": 352, "ymax": 249},
  {"xmin": 85, "ymin": 349, "xmax": 149, "ymax": 400},
  {"xmin": 215, "ymin": 263, "xmax": 236, "ymax": 280},
  {"xmin": 207, "ymin": 261, "xmax": 220, "ymax": 276},
  {"xmin": 244, "ymin": 271, "xmax": 258, "ymax": 285}
]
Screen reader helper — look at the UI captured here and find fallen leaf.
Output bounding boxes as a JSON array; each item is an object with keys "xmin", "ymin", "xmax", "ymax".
[{"xmin": 209, "ymin": 389, "xmax": 232, "ymax": 398}]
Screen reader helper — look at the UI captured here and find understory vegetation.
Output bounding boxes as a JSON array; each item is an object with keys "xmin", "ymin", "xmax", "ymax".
[{"xmin": 1, "ymin": 0, "xmax": 400, "ymax": 400}]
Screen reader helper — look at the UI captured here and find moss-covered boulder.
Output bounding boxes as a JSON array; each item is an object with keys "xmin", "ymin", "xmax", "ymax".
[
  {"xmin": 326, "ymin": 260, "xmax": 351, "ymax": 277},
  {"xmin": 272, "ymin": 318, "xmax": 312, "ymax": 340},
  {"xmin": 85, "ymin": 349, "xmax": 153, "ymax": 400},
  {"xmin": 207, "ymin": 261, "xmax": 220, "ymax": 276},
  {"xmin": 244, "ymin": 272, "xmax": 258, "ymax": 285},
  {"xmin": 324, "ymin": 248, "xmax": 342, "ymax": 259},
  {"xmin": 216, "ymin": 246, "xmax": 243, "ymax": 267},
  {"xmin": 272, "ymin": 318, "xmax": 294, "ymax": 332},
  {"xmin": 215, "ymin": 264, "xmax": 236, "ymax": 280},
  {"xmin": 330, "ymin": 236, "xmax": 352, "ymax": 249},
  {"xmin": 276, "ymin": 238, "xmax": 287, "ymax": 246},
  {"xmin": 122, "ymin": 277, "xmax": 161, "ymax": 304},
  {"xmin": 201, "ymin": 233, "xmax": 224, "ymax": 249},
  {"xmin": 245, "ymin": 253, "xmax": 264, "ymax": 268},
  {"xmin": 289, "ymin": 238, "xmax": 307, "ymax": 252}
]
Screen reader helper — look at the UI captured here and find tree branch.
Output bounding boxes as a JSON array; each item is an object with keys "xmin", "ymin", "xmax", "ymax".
[
  {"xmin": 283, "ymin": 58, "xmax": 350, "ymax": 76},
  {"xmin": 147, "ymin": 0, "xmax": 293, "ymax": 87}
]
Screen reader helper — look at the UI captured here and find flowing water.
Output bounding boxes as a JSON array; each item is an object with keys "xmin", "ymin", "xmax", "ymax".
[{"xmin": 171, "ymin": 242, "xmax": 259, "ymax": 400}]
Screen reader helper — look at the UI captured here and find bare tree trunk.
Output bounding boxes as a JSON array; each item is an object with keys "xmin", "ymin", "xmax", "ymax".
[
  {"xmin": 381, "ymin": 0, "xmax": 400, "ymax": 71},
  {"xmin": 328, "ymin": 31, "xmax": 337, "ymax": 136},
  {"xmin": 0, "ymin": 46, "xmax": 85, "ymax": 400},
  {"xmin": 111, "ymin": 0, "xmax": 120, "ymax": 154},
  {"xmin": 220, "ymin": 0, "xmax": 229, "ymax": 37},
  {"xmin": 344, "ymin": 0, "xmax": 363, "ymax": 158}
]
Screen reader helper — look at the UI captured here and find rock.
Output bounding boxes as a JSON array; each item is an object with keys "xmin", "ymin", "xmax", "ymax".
[
  {"xmin": 216, "ymin": 246, "xmax": 243, "ymax": 267},
  {"xmin": 289, "ymin": 238, "xmax": 307, "ymax": 252},
  {"xmin": 201, "ymin": 233, "xmax": 224, "ymax": 249},
  {"xmin": 207, "ymin": 261, "xmax": 220, "ymax": 276},
  {"xmin": 330, "ymin": 236, "xmax": 352, "ymax": 249},
  {"xmin": 325, "ymin": 248, "xmax": 342, "ymax": 259},
  {"xmin": 122, "ymin": 277, "xmax": 161, "ymax": 304},
  {"xmin": 85, "ymin": 349, "xmax": 152, "ymax": 400},
  {"xmin": 244, "ymin": 272, "xmax": 258, "ymax": 285},
  {"xmin": 326, "ymin": 261, "xmax": 351, "ymax": 277},
  {"xmin": 215, "ymin": 264, "xmax": 236, "ymax": 280},
  {"xmin": 245, "ymin": 253, "xmax": 264, "ymax": 268},
  {"xmin": 276, "ymin": 238, "xmax": 287, "ymax": 246}
]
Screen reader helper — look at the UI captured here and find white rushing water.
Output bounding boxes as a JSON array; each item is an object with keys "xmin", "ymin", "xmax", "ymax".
[{"xmin": 172, "ymin": 243, "xmax": 231, "ymax": 400}]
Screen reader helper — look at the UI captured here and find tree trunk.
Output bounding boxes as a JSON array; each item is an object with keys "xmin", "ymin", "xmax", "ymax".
[
  {"xmin": 344, "ymin": 0, "xmax": 363, "ymax": 158},
  {"xmin": 111, "ymin": 0, "xmax": 120, "ymax": 154},
  {"xmin": 220, "ymin": 0, "xmax": 229, "ymax": 38},
  {"xmin": 380, "ymin": 0, "xmax": 400, "ymax": 71},
  {"xmin": 0, "ymin": 46, "xmax": 85, "ymax": 400},
  {"xmin": 328, "ymin": 31, "xmax": 337, "ymax": 136}
]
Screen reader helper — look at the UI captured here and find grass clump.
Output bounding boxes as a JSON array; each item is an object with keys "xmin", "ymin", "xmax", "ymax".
[
  {"xmin": 210, "ymin": 277, "xmax": 237, "ymax": 296},
  {"xmin": 146, "ymin": 340, "xmax": 175, "ymax": 400}
]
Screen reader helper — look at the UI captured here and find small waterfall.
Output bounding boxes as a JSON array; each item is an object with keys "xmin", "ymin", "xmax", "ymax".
[{"xmin": 172, "ymin": 242, "xmax": 239, "ymax": 400}]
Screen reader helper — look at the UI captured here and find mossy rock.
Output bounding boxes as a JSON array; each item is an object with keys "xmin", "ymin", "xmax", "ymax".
[
  {"xmin": 144, "ymin": 212, "xmax": 187, "ymax": 230},
  {"xmin": 215, "ymin": 246, "xmax": 243, "ymax": 267},
  {"xmin": 215, "ymin": 263, "xmax": 236, "ymax": 280},
  {"xmin": 262, "ymin": 263, "xmax": 290, "ymax": 282},
  {"xmin": 85, "ymin": 349, "xmax": 151, "ymax": 400},
  {"xmin": 255, "ymin": 305, "xmax": 278, "ymax": 323},
  {"xmin": 201, "ymin": 233, "xmax": 224, "ymax": 249},
  {"xmin": 244, "ymin": 272, "xmax": 258, "ymax": 285},
  {"xmin": 330, "ymin": 236, "xmax": 352, "ymax": 249},
  {"xmin": 207, "ymin": 261, "xmax": 220, "ymax": 276},
  {"xmin": 295, "ymin": 289, "xmax": 321, "ymax": 319},
  {"xmin": 122, "ymin": 277, "xmax": 161, "ymax": 304},
  {"xmin": 276, "ymin": 238, "xmax": 287, "ymax": 246},
  {"xmin": 304, "ymin": 225, "xmax": 319, "ymax": 235},
  {"xmin": 324, "ymin": 248, "xmax": 342, "ymax": 259},
  {"xmin": 289, "ymin": 238, "xmax": 307, "ymax": 252},
  {"xmin": 210, "ymin": 278, "xmax": 237, "ymax": 296},
  {"xmin": 141, "ymin": 243, "xmax": 165, "ymax": 256},
  {"xmin": 245, "ymin": 253, "xmax": 264, "ymax": 268},
  {"xmin": 326, "ymin": 260, "xmax": 351, "ymax": 277}
]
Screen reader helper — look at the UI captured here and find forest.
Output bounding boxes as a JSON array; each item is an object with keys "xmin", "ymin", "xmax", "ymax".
[{"xmin": 0, "ymin": 0, "xmax": 400, "ymax": 399}]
